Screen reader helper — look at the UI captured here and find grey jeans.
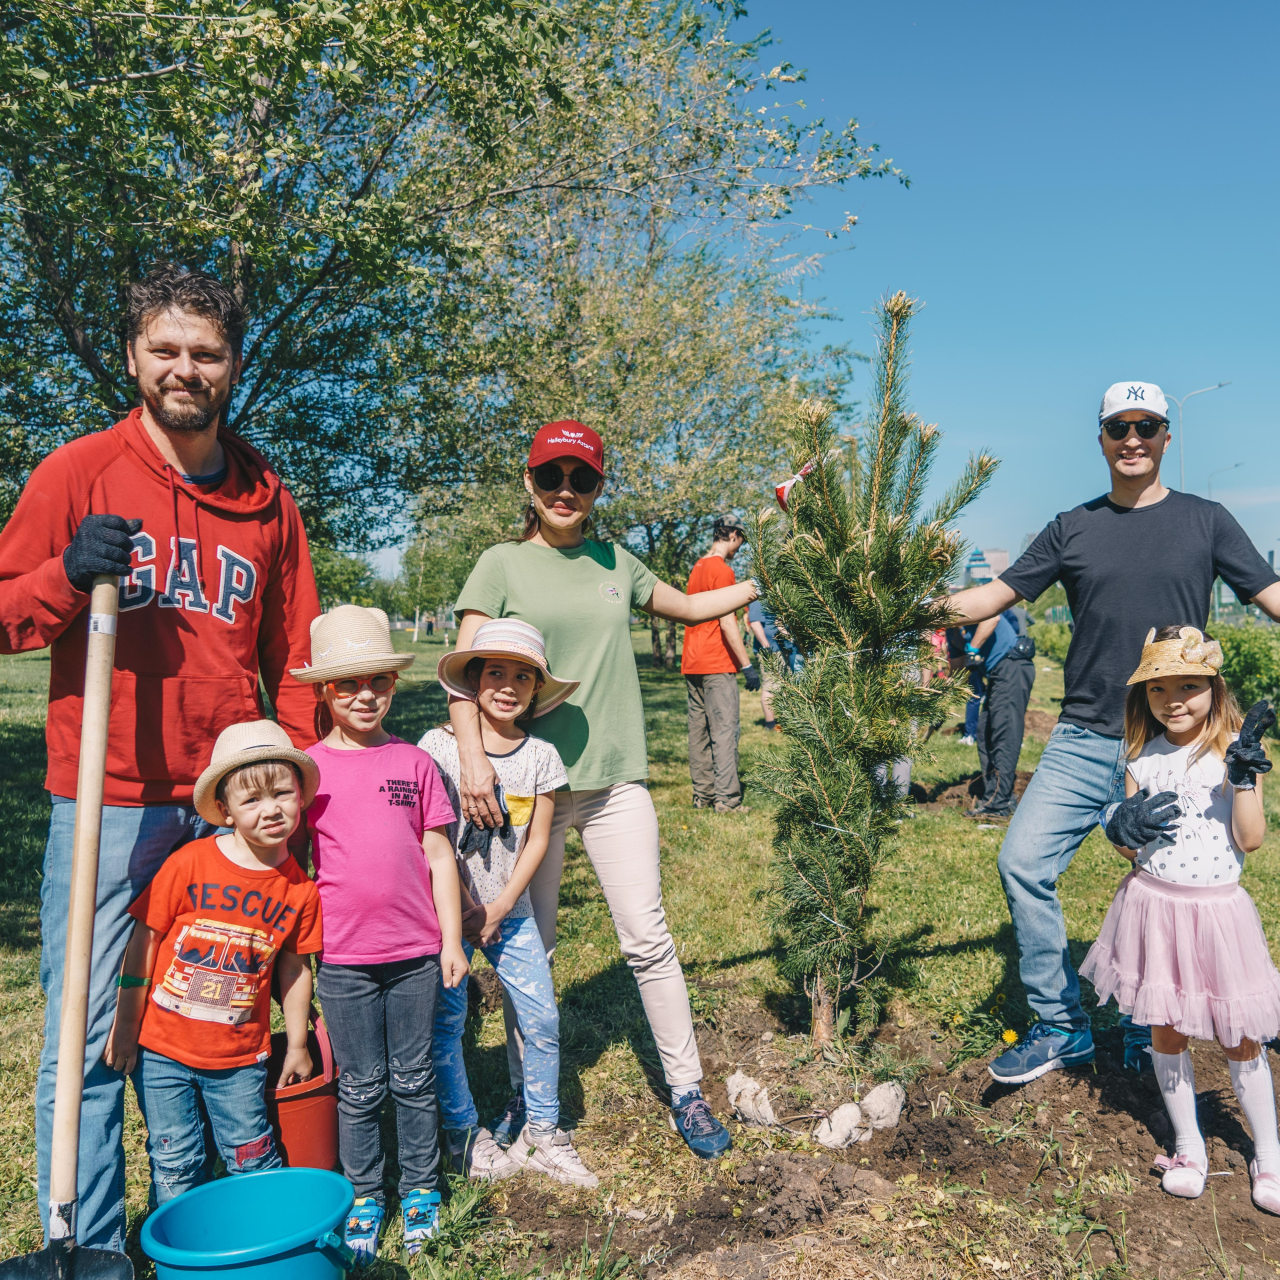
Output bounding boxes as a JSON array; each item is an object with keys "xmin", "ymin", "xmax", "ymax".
[
  {"xmin": 976, "ymin": 655, "xmax": 1036, "ymax": 811},
  {"xmin": 685, "ymin": 672, "xmax": 741, "ymax": 806}
]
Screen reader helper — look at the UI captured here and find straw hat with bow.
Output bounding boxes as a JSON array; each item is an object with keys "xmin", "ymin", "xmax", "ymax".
[
  {"xmin": 437, "ymin": 618, "xmax": 578, "ymax": 718},
  {"xmin": 289, "ymin": 605, "xmax": 416, "ymax": 684}
]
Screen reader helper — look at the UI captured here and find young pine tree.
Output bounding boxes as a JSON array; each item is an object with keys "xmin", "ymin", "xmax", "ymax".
[{"xmin": 752, "ymin": 292, "xmax": 998, "ymax": 1045}]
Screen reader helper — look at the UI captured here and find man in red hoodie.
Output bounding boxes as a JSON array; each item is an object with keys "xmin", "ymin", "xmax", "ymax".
[{"xmin": 0, "ymin": 264, "xmax": 320, "ymax": 1249}]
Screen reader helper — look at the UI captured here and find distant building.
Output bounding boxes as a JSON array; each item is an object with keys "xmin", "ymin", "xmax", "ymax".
[{"xmin": 964, "ymin": 548, "xmax": 1008, "ymax": 585}]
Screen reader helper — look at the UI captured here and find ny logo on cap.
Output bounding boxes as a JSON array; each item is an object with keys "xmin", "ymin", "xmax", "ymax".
[{"xmin": 1126, "ymin": 386, "xmax": 1146, "ymax": 402}]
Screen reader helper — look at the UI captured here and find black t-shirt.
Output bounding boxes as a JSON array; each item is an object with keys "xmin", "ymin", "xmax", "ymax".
[{"xmin": 1000, "ymin": 490, "xmax": 1277, "ymax": 738}]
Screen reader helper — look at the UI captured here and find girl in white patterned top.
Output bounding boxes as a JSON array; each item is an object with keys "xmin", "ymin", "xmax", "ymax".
[
  {"xmin": 421, "ymin": 619, "xmax": 598, "ymax": 1190},
  {"xmin": 1081, "ymin": 624, "xmax": 1280, "ymax": 1214}
]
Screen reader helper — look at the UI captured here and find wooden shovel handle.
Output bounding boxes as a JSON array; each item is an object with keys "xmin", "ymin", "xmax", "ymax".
[{"xmin": 48, "ymin": 576, "xmax": 119, "ymax": 1236}]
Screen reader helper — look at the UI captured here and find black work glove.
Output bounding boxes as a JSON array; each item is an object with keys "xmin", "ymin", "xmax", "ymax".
[
  {"xmin": 742, "ymin": 664, "xmax": 762, "ymax": 692},
  {"xmin": 62, "ymin": 515, "xmax": 141, "ymax": 592},
  {"xmin": 1225, "ymin": 700, "xmax": 1276, "ymax": 789},
  {"xmin": 458, "ymin": 783, "xmax": 511, "ymax": 855},
  {"xmin": 1104, "ymin": 790, "xmax": 1181, "ymax": 850}
]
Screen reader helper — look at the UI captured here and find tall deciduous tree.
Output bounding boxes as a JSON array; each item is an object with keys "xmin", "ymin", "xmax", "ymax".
[{"xmin": 752, "ymin": 294, "xmax": 997, "ymax": 1045}]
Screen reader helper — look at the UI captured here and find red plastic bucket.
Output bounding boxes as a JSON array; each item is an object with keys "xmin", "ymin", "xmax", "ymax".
[{"xmin": 265, "ymin": 1010, "xmax": 339, "ymax": 1171}]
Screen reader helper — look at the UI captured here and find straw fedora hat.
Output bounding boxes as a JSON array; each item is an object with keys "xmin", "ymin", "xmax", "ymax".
[
  {"xmin": 193, "ymin": 719, "xmax": 320, "ymax": 826},
  {"xmin": 289, "ymin": 605, "xmax": 415, "ymax": 684},
  {"xmin": 1127, "ymin": 625, "xmax": 1224, "ymax": 685},
  {"xmin": 437, "ymin": 618, "xmax": 579, "ymax": 718}
]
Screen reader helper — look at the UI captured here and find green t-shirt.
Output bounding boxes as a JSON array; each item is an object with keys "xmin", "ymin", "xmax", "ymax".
[{"xmin": 454, "ymin": 540, "xmax": 658, "ymax": 791}]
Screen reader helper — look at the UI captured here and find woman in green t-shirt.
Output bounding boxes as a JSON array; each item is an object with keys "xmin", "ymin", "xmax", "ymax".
[{"xmin": 448, "ymin": 420, "xmax": 755, "ymax": 1161}]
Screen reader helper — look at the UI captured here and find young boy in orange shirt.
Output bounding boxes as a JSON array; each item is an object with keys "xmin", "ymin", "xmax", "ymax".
[{"xmin": 103, "ymin": 721, "xmax": 322, "ymax": 1204}]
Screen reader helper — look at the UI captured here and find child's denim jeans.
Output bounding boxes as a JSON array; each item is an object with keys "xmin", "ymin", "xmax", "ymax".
[
  {"xmin": 131, "ymin": 1049, "xmax": 279, "ymax": 1204},
  {"xmin": 434, "ymin": 915, "xmax": 559, "ymax": 1130},
  {"xmin": 317, "ymin": 953, "xmax": 441, "ymax": 1202}
]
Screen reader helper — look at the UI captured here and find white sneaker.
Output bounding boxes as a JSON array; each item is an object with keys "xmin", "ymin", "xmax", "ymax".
[
  {"xmin": 1154, "ymin": 1153, "xmax": 1206, "ymax": 1199},
  {"xmin": 958, "ymin": 734, "xmax": 976, "ymax": 746},
  {"xmin": 510, "ymin": 1124, "xmax": 599, "ymax": 1189},
  {"xmin": 445, "ymin": 1127, "xmax": 521, "ymax": 1181}
]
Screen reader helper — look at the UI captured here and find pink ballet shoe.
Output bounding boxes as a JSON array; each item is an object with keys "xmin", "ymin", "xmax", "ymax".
[
  {"xmin": 1154, "ymin": 1153, "xmax": 1206, "ymax": 1199},
  {"xmin": 1249, "ymin": 1159, "xmax": 1280, "ymax": 1215}
]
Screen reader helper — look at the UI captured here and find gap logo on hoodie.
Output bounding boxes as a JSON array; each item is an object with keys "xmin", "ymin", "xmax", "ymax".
[{"xmin": 120, "ymin": 530, "xmax": 258, "ymax": 623}]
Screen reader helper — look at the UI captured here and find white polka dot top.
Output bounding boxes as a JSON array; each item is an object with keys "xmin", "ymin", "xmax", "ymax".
[{"xmin": 1127, "ymin": 733, "xmax": 1244, "ymax": 886}]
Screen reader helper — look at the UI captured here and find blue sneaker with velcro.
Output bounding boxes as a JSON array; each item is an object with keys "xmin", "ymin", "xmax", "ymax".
[
  {"xmin": 343, "ymin": 1197, "xmax": 385, "ymax": 1265},
  {"xmin": 401, "ymin": 1187, "xmax": 442, "ymax": 1257},
  {"xmin": 987, "ymin": 1022, "xmax": 1094, "ymax": 1085}
]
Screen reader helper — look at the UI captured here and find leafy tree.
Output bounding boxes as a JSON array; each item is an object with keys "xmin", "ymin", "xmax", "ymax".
[
  {"xmin": 2, "ymin": 0, "xmax": 899, "ymax": 553},
  {"xmin": 752, "ymin": 294, "xmax": 997, "ymax": 1045},
  {"xmin": 1218, "ymin": 621, "xmax": 1280, "ymax": 736}
]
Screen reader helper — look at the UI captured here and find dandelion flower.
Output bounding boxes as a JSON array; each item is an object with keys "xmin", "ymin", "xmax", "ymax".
[
  {"xmin": 952, "ymin": 1013, "xmax": 963, "ymax": 1025},
  {"xmin": 1002, "ymin": 1029, "xmax": 1018, "ymax": 1045},
  {"xmin": 996, "ymin": 994, "xmax": 1006, "ymax": 1004}
]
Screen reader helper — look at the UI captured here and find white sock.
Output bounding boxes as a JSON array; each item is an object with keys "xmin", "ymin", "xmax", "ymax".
[
  {"xmin": 1153, "ymin": 1049, "xmax": 1206, "ymax": 1167},
  {"xmin": 1229, "ymin": 1052, "xmax": 1280, "ymax": 1176}
]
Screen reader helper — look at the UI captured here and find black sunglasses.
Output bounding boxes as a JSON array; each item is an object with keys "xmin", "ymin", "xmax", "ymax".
[
  {"xmin": 1103, "ymin": 417, "xmax": 1166, "ymax": 441},
  {"xmin": 531, "ymin": 462, "xmax": 600, "ymax": 494}
]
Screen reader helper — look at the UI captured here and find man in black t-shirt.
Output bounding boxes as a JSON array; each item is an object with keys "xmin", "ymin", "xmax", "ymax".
[{"xmin": 948, "ymin": 381, "xmax": 1280, "ymax": 1085}]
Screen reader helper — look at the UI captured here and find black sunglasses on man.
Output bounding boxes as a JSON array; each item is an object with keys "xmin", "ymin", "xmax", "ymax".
[{"xmin": 1102, "ymin": 417, "xmax": 1166, "ymax": 441}]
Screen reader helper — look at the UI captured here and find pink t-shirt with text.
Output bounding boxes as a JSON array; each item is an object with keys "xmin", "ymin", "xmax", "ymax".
[{"xmin": 305, "ymin": 736, "xmax": 458, "ymax": 965}]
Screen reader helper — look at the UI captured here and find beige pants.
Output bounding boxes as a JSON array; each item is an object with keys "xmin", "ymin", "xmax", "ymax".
[{"xmin": 503, "ymin": 782, "xmax": 703, "ymax": 1091}]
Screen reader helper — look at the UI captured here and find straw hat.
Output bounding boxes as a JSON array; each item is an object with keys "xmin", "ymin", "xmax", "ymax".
[
  {"xmin": 1127, "ymin": 625, "xmax": 1224, "ymax": 685},
  {"xmin": 193, "ymin": 719, "xmax": 320, "ymax": 826},
  {"xmin": 289, "ymin": 605, "xmax": 415, "ymax": 684},
  {"xmin": 437, "ymin": 619, "xmax": 579, "ymax": 718}
]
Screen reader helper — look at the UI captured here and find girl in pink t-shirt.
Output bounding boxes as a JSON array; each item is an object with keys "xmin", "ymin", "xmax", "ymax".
[{"xmin": 291, "ymin": 606, "xmax": 466, "ymax": 1263}]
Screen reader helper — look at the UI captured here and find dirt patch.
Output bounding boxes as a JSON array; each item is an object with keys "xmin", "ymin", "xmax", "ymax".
[
  {"xmin": 1023, "ymin": 708, "xmax": 1059, "ymax": 740},
  {"xmin": 488, "ymin": 1005, "xmax": 1280, "ymax": 1277},
  {"xmin": 911, "ymin": 770, "xmax": 1034, "ymax": 812}
]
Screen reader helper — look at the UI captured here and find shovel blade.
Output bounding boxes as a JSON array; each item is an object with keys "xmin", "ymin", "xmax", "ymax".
[{"xmin": 0, "ymin": 1241, "xmax": 133, "ymax": 1280}]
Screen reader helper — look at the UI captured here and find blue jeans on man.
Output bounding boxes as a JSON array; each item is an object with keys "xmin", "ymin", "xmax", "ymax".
[{"xmin": 36, "ymin": 798, "xmax": 222, "ymax": 1249}]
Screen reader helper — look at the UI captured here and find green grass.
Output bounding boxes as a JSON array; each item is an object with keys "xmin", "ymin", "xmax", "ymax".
[{"xmin": 4, "ymin": 634, "xmax": 1280, "ymax": 1270}]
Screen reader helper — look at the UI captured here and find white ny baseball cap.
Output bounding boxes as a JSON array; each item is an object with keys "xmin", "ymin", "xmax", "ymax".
[{"xmin": 1099, "ymin": 381, "xmax": 1168, "ymax": 424}]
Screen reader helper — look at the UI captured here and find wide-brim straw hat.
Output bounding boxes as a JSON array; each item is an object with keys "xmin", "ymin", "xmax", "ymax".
[
  {"xmin": 193, "ymin": 719, "xmax": 320, "ymax": 826},
  {"xmin": 437, "ymin": 618, "xmax": 579, "ymax": 719},
  {"xmin": 289, "ymin": 604, "xmax": 415, "ymax": 684},
  {"xmin": 1127, "ymin": 625, "xmax": 1224, "ymax": 685}
]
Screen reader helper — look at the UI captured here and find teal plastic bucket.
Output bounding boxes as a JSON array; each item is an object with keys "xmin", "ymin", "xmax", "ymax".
[{"xmin": 141, "ymin": 1168, "xmax": 354, "ymax": 1279}]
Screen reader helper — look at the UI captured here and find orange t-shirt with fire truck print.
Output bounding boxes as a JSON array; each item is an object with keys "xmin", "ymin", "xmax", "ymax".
[{"xmin": 129, "ymin": 835, "xmax": 322, "ymax": 1069}]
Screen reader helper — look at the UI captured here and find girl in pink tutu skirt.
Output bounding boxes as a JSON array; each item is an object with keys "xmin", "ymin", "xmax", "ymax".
[{"xmin": 1080, "ymin": 624, "xmax": 1280, "ymax": 1212}]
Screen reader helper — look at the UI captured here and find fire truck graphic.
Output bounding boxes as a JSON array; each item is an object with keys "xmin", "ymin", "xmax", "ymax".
[{"xmin": 154, "ymin": 919, "xmax": 276, "ymax": 1025}]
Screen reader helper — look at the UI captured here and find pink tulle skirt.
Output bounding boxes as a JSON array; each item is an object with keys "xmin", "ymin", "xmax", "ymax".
[{"xmin": 1079, "ymin": 869, "xmax": 1280, "ymax": 1047}]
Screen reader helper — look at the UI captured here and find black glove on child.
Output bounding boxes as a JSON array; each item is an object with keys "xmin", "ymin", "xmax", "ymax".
[
  {"xmin": 1104, "ymin": 790, "xmax": 1181, "ymax": 851},
  {"xmin": 1225, "ymin": 699, "xmax": 1276, "ymax": 789},
  {"xmin": 742, "ymin": 664, "xmax": 762, "ymax": 693},
  {"xmin": 62, "ymin": 515, "xmax": 142, "ymax": 592}
]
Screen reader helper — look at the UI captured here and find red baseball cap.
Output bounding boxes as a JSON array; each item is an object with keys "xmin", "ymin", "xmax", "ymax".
[{"xmin": 528, "ymin": 420, "xmax": 605, "ymax": 475}]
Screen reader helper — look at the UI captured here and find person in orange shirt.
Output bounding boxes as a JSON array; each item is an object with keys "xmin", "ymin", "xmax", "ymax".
[{"xmin": 681, "ymin": 516, "xmax": 760, "ymax": 812}]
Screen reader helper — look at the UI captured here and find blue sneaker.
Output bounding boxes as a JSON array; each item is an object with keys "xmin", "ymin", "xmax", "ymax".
[
  {"xmin": 1120, "ymin": 1014, "xmax": 1153, "ymax": 1073},
  {"xmin": 669, "ymin": 1092, "xmax": 732, "ymax": 1159},
  {"xmin": 343, "ymin": 1197, "xmax": 385, "ymax": 1265},
  {"xmin": 987, "ymin": 1023, "xmax": 1094, "ymax": 1085},
  {"xmin": 401, "ymin": 1187, "xmax": 441, "ymax": 1257},
  {"xmin": 490, "ymin": 1091, "xmax": 526, "ymax": 1150}
]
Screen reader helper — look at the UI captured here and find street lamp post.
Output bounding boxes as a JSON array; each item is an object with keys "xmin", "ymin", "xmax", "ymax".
[
  {"xmin": 1208, "ymin": 461, "xmax": 1243, "ymax": 621},
  {"xmin": 1168, "ymin": 382, "xmax": 1230, "ymax": 492}
]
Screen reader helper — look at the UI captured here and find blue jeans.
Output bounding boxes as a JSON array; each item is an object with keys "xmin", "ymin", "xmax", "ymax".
[
  {"xmin": 36, "ymin": 799, "xmax": 223, "ymax": 1250},
  {"xmin": 131, "ymin": 1050, "xmax": 279, "ymax": 1204},
  {"xmin": 964, "ymin": 669, "xmax": 985, "ymax": 737},
  {"xmin": 996, "ymin": 723, "xmax": 1127, "ymax": 1030},
  {"xmin": 317, "ymin": 954, "xmax": 441, "ymax": 1201},
  {"xmin": 434, "ymin": 915, "xmax": 559, "ymax": 1130}
]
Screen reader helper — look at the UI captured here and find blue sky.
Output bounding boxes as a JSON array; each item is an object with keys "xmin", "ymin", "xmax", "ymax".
[{"xmin": 737, "ymin": 1, "xmax": 1280, "ymax": 566}]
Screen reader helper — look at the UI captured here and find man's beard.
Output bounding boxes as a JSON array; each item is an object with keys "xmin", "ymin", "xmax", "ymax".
[{"xmin": 142, "ymin": 380, "xmax": 230, "ymax": 433}]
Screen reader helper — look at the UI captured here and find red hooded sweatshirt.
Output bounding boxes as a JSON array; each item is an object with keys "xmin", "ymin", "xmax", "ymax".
[{"xmin": 0, "ymin": 409, "xmax": 321, "ymax": 804}]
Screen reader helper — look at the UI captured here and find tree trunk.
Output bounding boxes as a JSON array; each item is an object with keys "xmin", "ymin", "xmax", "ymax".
[
  {"xmin": 664, "ymin": 618, "xmax": 678, "ymax": 669},
  {"xmin": 811, "ymin": 973, "xmax": 836, "ymax": 1048},
  {"xmin": 651, "ymin": 615, "xmax": 666, "ymax": 668}
]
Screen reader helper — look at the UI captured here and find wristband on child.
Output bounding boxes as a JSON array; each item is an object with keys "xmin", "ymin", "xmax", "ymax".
[{"xmin": 116, "ymin": 973, "xmax": 151, "ymax": 989}]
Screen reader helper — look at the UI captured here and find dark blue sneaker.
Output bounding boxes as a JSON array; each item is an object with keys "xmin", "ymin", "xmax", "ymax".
[
  {"xmin": 988, "ymin": 1022, "xmax": 1094, "ymax": 1084},
  {"xmin": 669, "ymin": 1093, "xmax": 732, "ymax": 1159},
  {"xmin": 1120, "ymin": 1014, "xmax": 1153, "ymax": 1073},
  {"xmin": 490, "ymin": 1091, "xmax": 526, "ymax": 1150}
]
